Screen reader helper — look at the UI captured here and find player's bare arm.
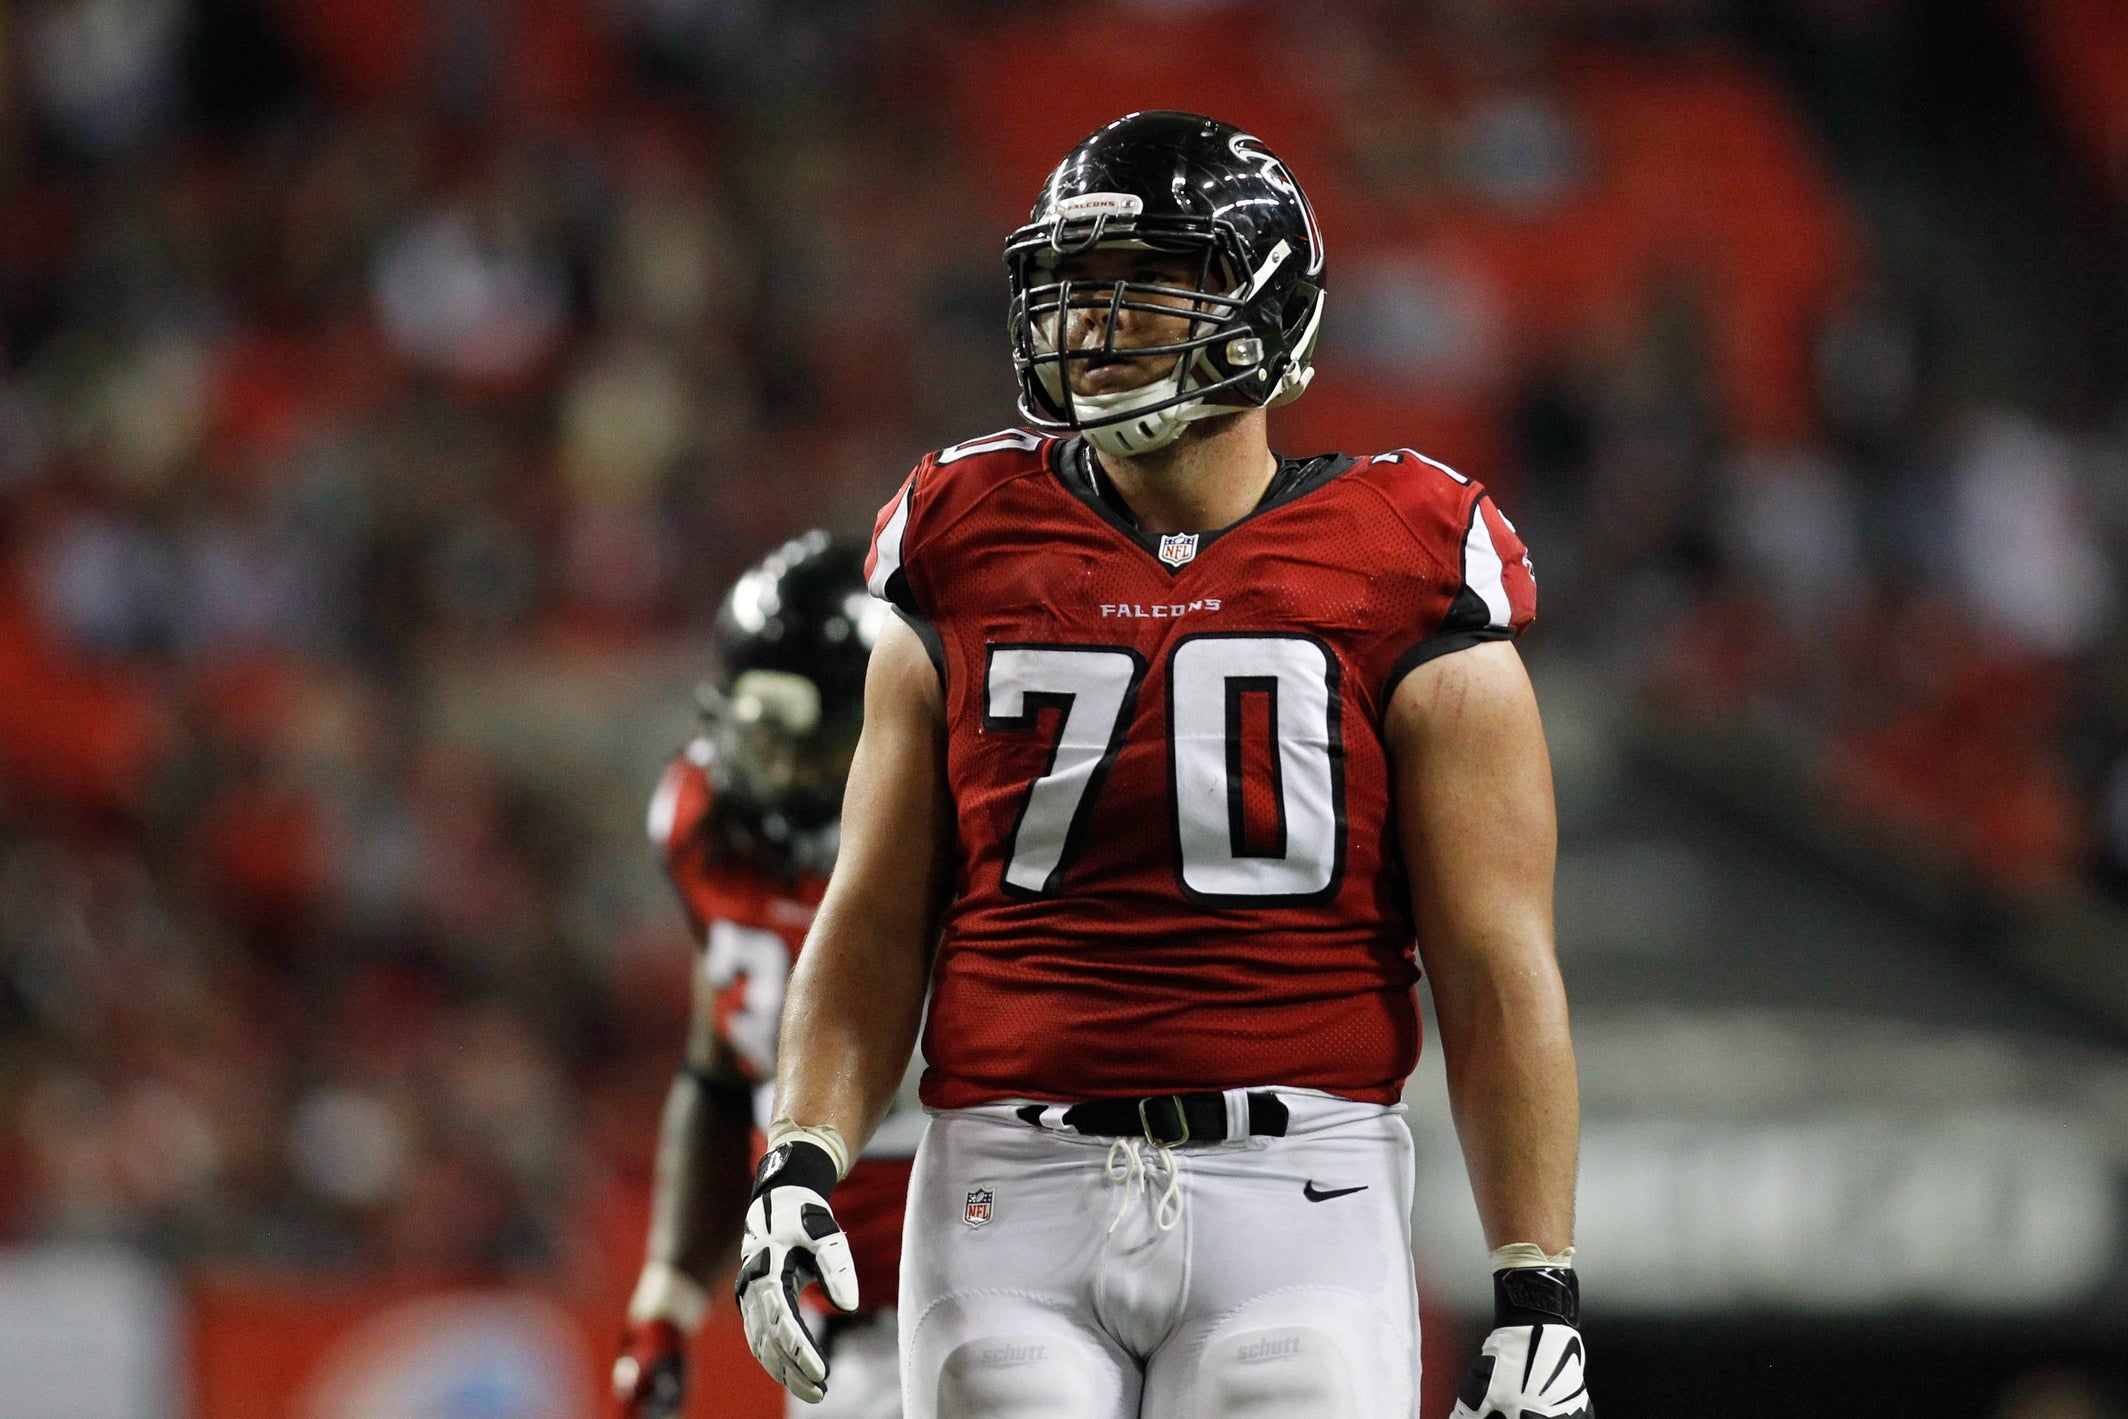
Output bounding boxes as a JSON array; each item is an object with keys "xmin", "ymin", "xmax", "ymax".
[
  {"xmin": 774, "ymin": 613, "xmax": 949, "ymax": 1147},
  {"xmin": 735, "ymin": 613, "xmax": 947, "ymax": 1401},
  {"xmin": 1389, "ymin": 637, "xmax": 1589, "ymax": 1418},
  {"xmin": 1389, "ymin": 637, "xmax": 1576, "ymax": 1248}
]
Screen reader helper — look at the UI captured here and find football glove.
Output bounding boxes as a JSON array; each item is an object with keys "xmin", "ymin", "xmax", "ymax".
[
  {"xmin": 1451, "ymin": 1267, "xmax": 1592, "ymax": 1419},
  {"xmin": 611, "ymin": 1318, "xmax": 687, "ymax": 1418},
  {"xmin": 736, "ymin": 1139, "xmax": 859, "ymax": 1403}
]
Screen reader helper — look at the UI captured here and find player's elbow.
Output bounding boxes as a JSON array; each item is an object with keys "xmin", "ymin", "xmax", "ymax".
[{"xmin": 1425, "ymin": 931, "xmax": 1571, "ymax": 1034}]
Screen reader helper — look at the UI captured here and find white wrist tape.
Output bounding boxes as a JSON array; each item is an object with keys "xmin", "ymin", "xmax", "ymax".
[
  {"xmin": 765, "ymin": 1118, "xmax": 852, "ymax": 1180},
  {"xmin": 627, "ymin": 1260, "xmax": 710, "ymax": 1330},
  {"xmin": 1491, "ymin": 1242, "xmax": 1575, "ymax": 1270}
]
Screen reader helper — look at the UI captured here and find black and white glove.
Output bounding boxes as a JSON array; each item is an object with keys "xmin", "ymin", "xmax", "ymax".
[
  {"xmin": 736, "ymin": 1139, "xmax": 859, "ymax": 1403},
  {"xmin": 1451, "ymin": 1266, "xmax": 1592, "ymax": 1419}
]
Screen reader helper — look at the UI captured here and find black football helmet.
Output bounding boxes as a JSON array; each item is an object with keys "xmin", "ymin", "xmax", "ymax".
[
  {"xmin": 699, "ymin": 531, "xmax": 885, "ymax": 876},
  {"xmin": 1005, "ymin": 111, "xmax": 1326, "ymax": 458}
]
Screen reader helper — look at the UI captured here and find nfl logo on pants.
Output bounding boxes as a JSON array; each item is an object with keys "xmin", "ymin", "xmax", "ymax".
[
  {"xmin": 1158, "ymin": 532, "xmax": 1199, "ymax": 568},
  {"xmin": 964, "ymin": 1188, "xmax": 993, "ymax": 1227}
]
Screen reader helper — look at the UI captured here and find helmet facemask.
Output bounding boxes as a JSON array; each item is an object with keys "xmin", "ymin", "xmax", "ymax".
[
  {"xmin": 1008, "ymin": 215, "xmax": 1320, "ymax": 458},
  {"xmin": 698, "ymin": 669, "xmax": 858, "ymax": 876}
]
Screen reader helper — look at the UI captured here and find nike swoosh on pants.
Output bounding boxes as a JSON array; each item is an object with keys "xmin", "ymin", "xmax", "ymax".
[{"xmin": 1302, "ymin": 1181, "xmax": 1367, "ymax": 1202}]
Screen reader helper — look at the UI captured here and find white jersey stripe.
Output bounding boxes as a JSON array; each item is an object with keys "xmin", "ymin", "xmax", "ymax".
[
  {"xmin": 868, "ymin": 482, "xmax": 913, "ymax": 601},
  {"xmin": 1464, "ymin": 500, "xmax": 1513, "ymax": 628},
  {"xmin": 1413, "ymin": 451, "xmax": 1471, "ymax": 484}
]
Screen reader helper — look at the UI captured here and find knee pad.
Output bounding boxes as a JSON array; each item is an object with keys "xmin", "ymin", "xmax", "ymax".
[
  {"xmin": 935, "ymin": 1333, "xmax": 1100, "ymax": 1419},
  {"xmin": 1198, "ymin": 1326, "xmax": 1356, "ymax": 1419}
]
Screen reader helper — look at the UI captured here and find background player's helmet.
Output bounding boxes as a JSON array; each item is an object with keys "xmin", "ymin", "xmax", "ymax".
[
  {"xmin": 1005, "ymin": 111, "xmax": 1326, "ymax": 458},
  {"xmin": 701, "ymin": 531, "xmax": 887, "ymax": 875}
]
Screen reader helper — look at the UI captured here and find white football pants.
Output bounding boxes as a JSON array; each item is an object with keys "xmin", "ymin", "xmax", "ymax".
[{"xmin": 899, "ymin": 1094, "xmax": 1420, "ymax": 1419}]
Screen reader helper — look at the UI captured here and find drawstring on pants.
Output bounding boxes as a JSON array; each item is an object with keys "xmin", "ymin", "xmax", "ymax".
[{"xmin": 1104, "ymin": 1136, "xmax": 1183, "ymax": 1233}]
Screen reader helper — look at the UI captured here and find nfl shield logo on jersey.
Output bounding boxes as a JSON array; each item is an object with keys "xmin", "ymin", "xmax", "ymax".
[
  {"xmin": 1158, "ymin": 532, "xmax": 1199, "ymax": 568},
  {"xmin": 964, "ymin": 1188, "xmax": 994, "ymax": 1227}
]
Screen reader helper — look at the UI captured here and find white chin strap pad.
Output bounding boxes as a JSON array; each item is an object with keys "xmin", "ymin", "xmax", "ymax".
[
  {"xmin": 1082, "ymin": 398, "xmax": 1191, "ymax": 457},
  {"xmin": 1076, "ymin": 374, "xmax": 1239, "ymax": 458},
  {"xmin": 1074, "ymin": 351, "xmax": 1316, "ymax": 459}
]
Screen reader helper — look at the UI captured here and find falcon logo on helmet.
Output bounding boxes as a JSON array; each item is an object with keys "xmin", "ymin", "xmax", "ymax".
[{"xmin": 1005, "ymin": 111, "xmax": 1327, "ymax": 459}]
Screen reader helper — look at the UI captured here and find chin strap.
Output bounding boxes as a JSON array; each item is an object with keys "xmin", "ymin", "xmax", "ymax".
[{"xmin": 1078, "ymin": 380, "xmax": 1214, "ymax": 457}]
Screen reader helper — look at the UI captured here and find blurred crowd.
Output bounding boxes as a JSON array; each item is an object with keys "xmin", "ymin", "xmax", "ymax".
[{"xmin": 1, "ymin": 0, "xmax": 2124, "ymax": 1279}]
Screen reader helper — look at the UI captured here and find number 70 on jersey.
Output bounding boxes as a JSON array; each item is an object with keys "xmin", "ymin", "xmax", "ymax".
[{"xmin": 984, "ymin": 633, "xmax": 1345, "ymax": 905}]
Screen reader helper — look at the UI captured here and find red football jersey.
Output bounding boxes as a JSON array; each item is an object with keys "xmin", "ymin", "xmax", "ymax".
[
  {"xmin": 646, "ymin": 749, "xmax": 911, "ymax": 1300},
  {"xmin": 865, "ymin": 431, "xmax": 1535, "ymax": 1109}
]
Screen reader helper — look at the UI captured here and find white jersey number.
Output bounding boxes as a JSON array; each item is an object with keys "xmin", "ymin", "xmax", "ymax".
[
  {"xmin": 985, "ymin": 634, "xmax": 1344, "ymax": 903},
  {"xmin": 985, "ymin": 645, "xmax": 1145, "ymax": 895},
  {"xmin": 702, "ymin": 920, "xmax": 791, "ymax": 1080},
  {"xmin": 1170, "ymin": 635, "xmax": 1342, "ymax": 898}
]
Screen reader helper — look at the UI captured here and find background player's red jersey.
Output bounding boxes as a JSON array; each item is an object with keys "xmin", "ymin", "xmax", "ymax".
[
  {"xmin": 866, "ymin": 431, "xmax": 1536, "ymax": 1109},
  {"xmin": 646, "ymin": 749, "xmax": 911, "ymax": 1298}
]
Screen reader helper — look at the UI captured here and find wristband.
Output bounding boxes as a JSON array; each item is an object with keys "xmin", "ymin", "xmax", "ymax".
[
  {"xmin": 1490, "ymin": 1242, "xmax": 1574, "ymax": 1270},
  {"xmin": 766, "ymin": 1118, "xmax": 851, "ymax": 1179},
  {"xmin": 627, "ymin": 1260, "xmax": 710, "ymax": 1330},
  {"xmin": 751, "ymin": 1138, "xmax": 841, "ymax": 1201},
  {"xmin": 1492, "ymin": 1265, "xmax": 1580, "ymax": 1329}
]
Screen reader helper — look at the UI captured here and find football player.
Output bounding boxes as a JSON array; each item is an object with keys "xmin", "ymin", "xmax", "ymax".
[
  {"xmin": 615, "ymin": 533, "xmax": 915, "ymax": 1419},
  {"xmin": 739, "ymin": 113, "xmax": 1590, "ymax": 1419}
]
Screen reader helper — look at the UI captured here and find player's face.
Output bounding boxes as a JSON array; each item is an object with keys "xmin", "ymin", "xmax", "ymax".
[{"xmin": 1039, "ymin": 248, "xmax": 1208, "ymax": 397}]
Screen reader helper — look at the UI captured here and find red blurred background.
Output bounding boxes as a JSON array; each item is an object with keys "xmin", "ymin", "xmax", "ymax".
[{"xmin": 4, "ymin": 1, "xmax": 2127, "ymax": 1416}]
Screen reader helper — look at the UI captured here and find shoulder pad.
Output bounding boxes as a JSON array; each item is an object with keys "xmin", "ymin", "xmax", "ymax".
[
  {"xmin": 1360, "ymin": 449, "xmax": 1536, "ymax": 639},
  {"xmin": 866, "ymin": 429, "xmax": 1056, "ymax": 616}
]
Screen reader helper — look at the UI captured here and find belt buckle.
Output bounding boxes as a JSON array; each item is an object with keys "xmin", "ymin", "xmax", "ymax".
[{"xmin": 1138, "ymin": 1095, "xmax": 1189, "ymax": 1146}]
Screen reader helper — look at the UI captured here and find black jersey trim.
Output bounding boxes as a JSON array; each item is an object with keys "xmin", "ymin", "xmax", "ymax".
[
  {"xmin": 1379, "ymin": 493, "xmax": 1518, "ymax": 703},
  {"xmin": 1048, "ymin": 438, "xmax": 1359, "ymax": 577},
  {"xmin": 893, "ymin": 606, "xmax": 947, "ymax": 688},
  {"xmin": 1381, "ymin": 622, "xmax": 1516, "ymax": 703}
]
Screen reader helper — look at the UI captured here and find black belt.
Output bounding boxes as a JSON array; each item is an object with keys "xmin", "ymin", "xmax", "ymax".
[{"xmin": 1017, "ymin": 1092, "xmax": 1289, "ymax": 1145}]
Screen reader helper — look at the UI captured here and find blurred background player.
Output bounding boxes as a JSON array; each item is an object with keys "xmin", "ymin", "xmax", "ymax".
[{"xmin": 616, "ymin": 533, "xmax": 915, "ymax": 1419}]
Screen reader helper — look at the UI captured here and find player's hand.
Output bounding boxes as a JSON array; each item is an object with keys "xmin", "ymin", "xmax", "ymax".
[
  {"xmin": 1451, "ymin": 1267, "xmax": 1592, "ymax": 1419},
  {"xmin": 736, "ymin": 1139, "xmax": 858, "ymax": 1403},
  {"xmin": 612, "ymin": 1318, "xmax": 686, "ymax": 1418}
]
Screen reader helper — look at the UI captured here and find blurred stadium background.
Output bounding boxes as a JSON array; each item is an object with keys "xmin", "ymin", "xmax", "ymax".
[{"xmin": 2, "ymin": 0, "xmax": 2126, "ymax": 1415}]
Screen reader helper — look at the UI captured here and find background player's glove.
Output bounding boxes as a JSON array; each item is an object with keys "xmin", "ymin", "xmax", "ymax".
[
  {"xmin": 736, "ymin": 1139, "xmax": 858, "ymax": 1403},
  {"xmin": 612, "ymin": 1318, "xmax": 686, "ymax": 1418},
  {"xmin": 1451, "ymin": 1266, "xmax": 1592, "ymax": 1419}
]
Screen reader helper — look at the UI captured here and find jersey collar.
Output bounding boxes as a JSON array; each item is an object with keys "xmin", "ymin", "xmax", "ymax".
[{"xmin": 1052, "ymin": 437, "xmax": 1357, "ymax": 575}]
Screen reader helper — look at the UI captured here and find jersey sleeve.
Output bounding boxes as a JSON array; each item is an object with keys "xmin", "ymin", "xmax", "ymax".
[
  {"xmin": 1377, "ymin": 461, "xmax": 1537, "ymax": 701},
  {"xmin": 864, "ymin": 455, "xmax": 935, "ymax": 619},
  {"xmin": 646, "ymin": 740, "xmax": 719, "ymax": 939}
]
